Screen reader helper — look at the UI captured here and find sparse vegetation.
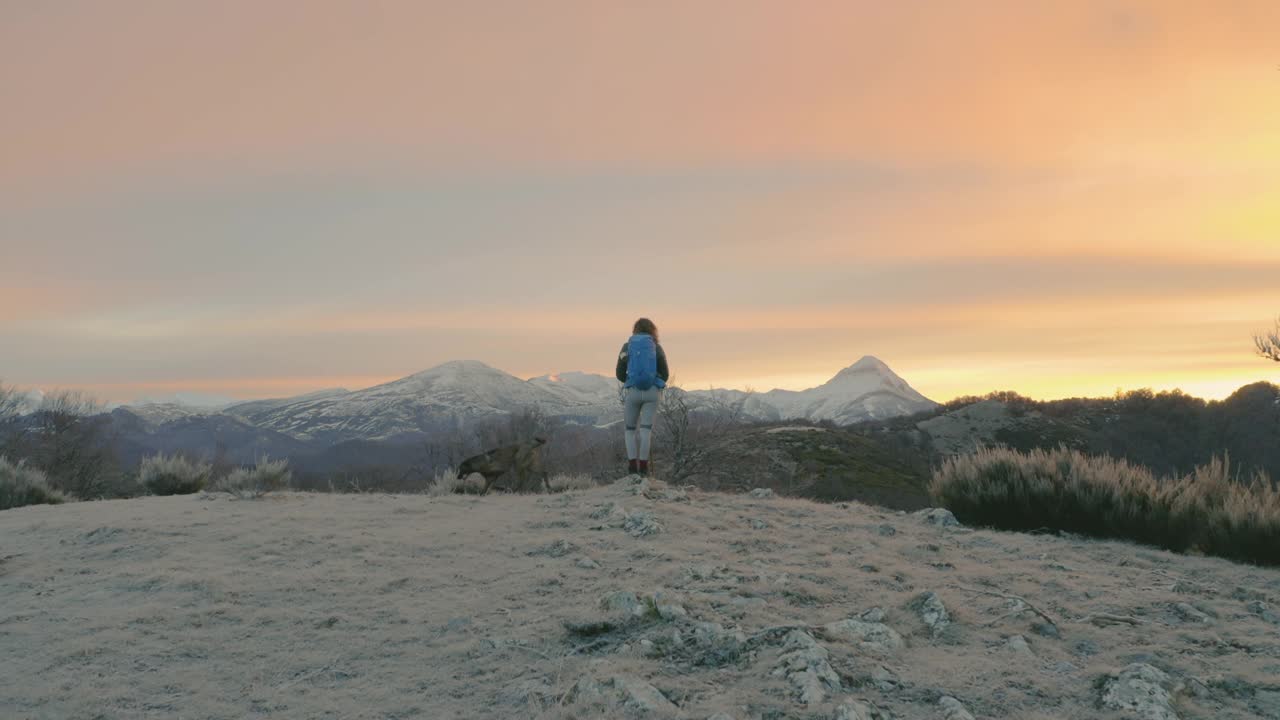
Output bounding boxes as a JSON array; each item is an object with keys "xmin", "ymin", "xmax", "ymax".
[
  {"xmin": 140, "ymin": 453, "xmax": 211, "ymax": 496},
  {"xmin": 214, "ymin": 457, "xmax": 292, "ymax": 498},
  {"xmin": 0, "ymin": 456, "xmax": 69, "ymax": 510},
  {"xmin": 931, "ymin": 446, "xmax": 1280, "ymax": 566},
  {"xmin": 548, "ymin": 473, "xmax": 596, "ymax": 492},
  {"xmin": 1256, "ymin": 317, "xmax": 1280, "ymax": 362}
]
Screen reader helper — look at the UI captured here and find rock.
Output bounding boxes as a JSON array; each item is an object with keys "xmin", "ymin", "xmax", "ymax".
[
  {"xmin": 1005, "ymin": 634, "xmax": 1035, "ymax": 659},
  {"xmin": 567, "ymin": 675, "xmax": 679, "ymax": 716},
  {"xmin": 877, "ymin": 524, "xmax": 897, "ymax": 537},
  {"xmin": 822, "ymin": 617, "xmax": 904, "ymax": 654},
  {"xmin": 1073, "ymin": 639, "xmax": 1101, "ymax": 657},
  {"xmin": 774, "ymin": 630, "xmax": 842, "ymax": 706},
  {"xmin": 630, "ymin": 478, "xmax": 652, "ymax": 496},
  {"xmin": 526, "ymin": 539, "xmax": 577, "ymax": 557},
  {"xmin": 1100, "ymin": 664, "xmax": 1182, "ymax": 720},
  {"xmin": 652, "ymin": 591, "xmax": 688, "ymax": 621},
  {"xmin": 499, "ymin": 678, "xmax": 555, "ymax": 709},
  {"xmin": 651, "ymin": 487, "xmax": 689, "ymax": 502},
  {"xmin": 1247, "ymin": 600, "xmax": 1280, "ymax": 625},
  {"xmin": 684, "ymin": 564, "xmax": 732, "ymax": 582},
  {"xmin": 860, "ymin": 607, "xmax": 887, "ymax": 623},
  {"xmin": 1032, "ymin": 621, "xmax": 1060, "ymax": 639},
  {"xmin": 749, "ymin": 518, "xmax": 769, "ymax": 530},
  {"xmin": 624, "ymin": 511, "xmax": 664, "ymax": 537},
  {"xmin": 601, "ymin": 591, "xmax": 648, "ymax": 618},
  {"xmin": 749, "ymin": 488, "xmax": 774, "ymax": 498},
  {"xmin": 1173, "ymin": 602, "xmax": 1212, "ymax": 625},
  {"xmin": 730, "ymin": 595, "xmax": 767, "ymax": 610},
  {"xmin": 915, "ymin": 508, "xmax": 960, "ymax": 527},
  {"xmin": 869, "ymin": 665, "xmax": 899, "ymax": 692},
  {"xmin": 938, "ymin": 696, "xmax": 975, "ymax": 720},
  {"xmin": 611, "ymin": 675, "xmax": 680, "ymax": 715},
  {"xmin": 912, "ymin": 592, "xmax": 951, "ymax": 638},
  {"xmin": 689, "ymin": 621, "xmax": 748, "ymax": 666},
  {"xmin": 576, "ymin": 557, "xmax": 601, "ymax": 569},
  {"xmin": 834, "ymin": 698, "xmax": 893, "ymax": 719}
]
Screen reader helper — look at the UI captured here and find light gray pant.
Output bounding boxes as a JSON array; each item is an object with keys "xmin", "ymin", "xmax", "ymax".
[{"xmin": 624, "ymin": 387, "xmax": 661, "ymax": 461}]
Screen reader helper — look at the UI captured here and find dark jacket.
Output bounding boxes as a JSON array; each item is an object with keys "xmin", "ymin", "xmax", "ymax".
[{"xmin": 616, "ymin": 337, "xmax": 670, "ymax": 385}]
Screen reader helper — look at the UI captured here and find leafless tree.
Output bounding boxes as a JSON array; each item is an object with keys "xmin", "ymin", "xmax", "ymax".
[
  {"xmin": 24, "ymin": 390, "xmax": 122, "ymax": 498},
  {"xmin": 656, "ymin": 381, "xmax": 754, "ymax": 482},
  {"xmin": 1256, "ymin": 317, "xmax": 1280, "ymax": 362},
  {"xmin": 0, "ymin": 380, "xmax": 28, "ymax": 423}
]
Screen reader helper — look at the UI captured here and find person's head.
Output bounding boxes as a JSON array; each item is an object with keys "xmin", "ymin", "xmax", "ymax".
[{"xmin": 632, "ymin": 317, "xmax": 658, "ymax": 342}]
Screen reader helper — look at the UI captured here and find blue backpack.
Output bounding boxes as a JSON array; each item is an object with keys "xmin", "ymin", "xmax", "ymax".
[{"xmin": 625, "ymin": 333, "xmax": 661, "ymax": 390}]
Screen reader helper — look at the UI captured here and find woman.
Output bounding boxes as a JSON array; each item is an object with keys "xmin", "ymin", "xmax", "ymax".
[{"xmin": 615, "ymin": 317, "xmax": 670, "ymax": 476}]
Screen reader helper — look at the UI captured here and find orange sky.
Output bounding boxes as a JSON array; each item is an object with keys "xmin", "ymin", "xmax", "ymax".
[{"xmin": 2, "ymin": 2, "xmax": 1279, "ymax": 404}]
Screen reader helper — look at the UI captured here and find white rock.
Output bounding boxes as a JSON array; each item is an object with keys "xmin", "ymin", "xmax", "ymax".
[
  {"xmin": 1005, "ymin": 634, "xmax": 1035, "ymax": 658},
  {"xmin": 914, "ymin": 592, "xmax": 951, "ymax": 638},
  {"xmin": 915, "ymin": 508, "xmax": 960, "ymax": 527},
  {"xmin": 1100, "ymin": 664, "xmax": 1182, "ymax": 720},
  {"xmin": 822, "ymin": 618, "xmax": 905, "ymax": 654},
  {"xmin": 939, "ymin": 696, "xmax": 975, "ymax": 720},
  {"xmin": 1173, "ymin": 602, "xmax": 1212, "ymax": 625},
  {"xmin": 749, "ymin": 488, "xmax": 775, "ymax": 498},
  {"xmin": 776, "ymin": 630, "xmax": 842, "ymax": 706}
]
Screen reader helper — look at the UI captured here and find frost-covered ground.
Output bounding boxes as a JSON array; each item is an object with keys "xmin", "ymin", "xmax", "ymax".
[{"xmin": 3, "ymin": 480, "xmax": 1279, "ymax": 719}]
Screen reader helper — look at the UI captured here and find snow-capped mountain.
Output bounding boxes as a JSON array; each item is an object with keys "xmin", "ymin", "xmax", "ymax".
[
  {"xmin": 116, "ymin": 356, "xmax": 936, "ymax": 446},
  {"xmin": 761, "ymin": 355, "xmax": 937, "ymax": 424}
]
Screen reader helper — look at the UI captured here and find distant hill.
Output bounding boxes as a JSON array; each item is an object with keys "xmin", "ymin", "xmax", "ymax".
[
  {"xmin": 105, "ymin": 357, "xmax": 938, "ymax": 467},
  {"xmin": 864, "ymin": 382, "xmax": 1280, "ymax": 483}
]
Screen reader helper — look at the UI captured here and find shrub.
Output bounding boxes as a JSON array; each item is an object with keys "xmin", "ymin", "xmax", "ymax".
[
  {"xmin": 930, "ymin": 447, "xmax": 1280, "ymax": 566},
  {"xmin": 140, "ymin": 454, "xmax": 211, "ymax": 496},
  {"xmin": 0, "ymin": 456, "xmax": 69, "ymax": 510},
  {"xmin": 214, "ymin": 457, "xmax": 292, "ymax": 499}
]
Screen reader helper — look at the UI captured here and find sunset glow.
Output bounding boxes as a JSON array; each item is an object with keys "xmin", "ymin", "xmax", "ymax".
[{"xmin": 3, "ymin": 2, "xmax": 1278, "ymax": 404}]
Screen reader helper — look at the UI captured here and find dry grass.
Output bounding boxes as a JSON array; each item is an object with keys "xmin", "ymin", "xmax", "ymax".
[
  {"xmin": 0, "ymin": 456, "xmax": 69, "ymax": 510},
  {"xmin": 426, "ymin": 469, "xmax": 593, "ymax": 496},
  {"xmin": 548, "ymin": 473, "xmax": 597, "ymax": 492},
  {"xmin": 213, "ymin": 457, "xmax": 292, "ymax": 499},
  {"xmin": 931, "ymin": 447, "xmax": 1280, "ymax": 565},
  {"xmin": 139, "ymin": 454, "xmax": 211, "ymax": 496}
]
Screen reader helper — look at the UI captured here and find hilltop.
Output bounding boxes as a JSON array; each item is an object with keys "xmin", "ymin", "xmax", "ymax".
[{"xmin": 3, "ymin": 481, "xmax": 1278, "ymax": 719}]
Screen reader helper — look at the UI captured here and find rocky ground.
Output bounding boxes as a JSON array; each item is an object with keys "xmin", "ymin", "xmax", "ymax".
[{"xmin": 2, "ymin": 478, "xmax": 1280, "ymax": 719}]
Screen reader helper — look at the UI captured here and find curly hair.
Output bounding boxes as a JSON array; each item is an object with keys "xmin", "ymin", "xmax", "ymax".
[{"xmin": 632, "ymin": 317, "xmax": 658, "ymax": 342}]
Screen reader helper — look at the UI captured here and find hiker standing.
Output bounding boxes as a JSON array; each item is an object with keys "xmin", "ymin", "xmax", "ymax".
[{"xmin": 615, "ymin": 318, "xmax": 669, "ymax": 476}]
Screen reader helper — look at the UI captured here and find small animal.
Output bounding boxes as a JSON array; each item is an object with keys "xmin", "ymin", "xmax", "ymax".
[{"xmin": 456, "ymin": 437, "xmax": 550, "ymax": 494}]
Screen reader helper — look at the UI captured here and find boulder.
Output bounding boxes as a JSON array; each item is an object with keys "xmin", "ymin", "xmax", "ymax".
[
  {"xmin": 915, "ymin": 508, "xmax": 960, "ymax": 527},
  {"xmin": 912, "ymin": 592, "xmax": 951, "ymax": 638},
  {"xmin": 1099, "ymin": 664, "xmax": 1182, "ymax": 720},
  {"xmin": 938, "ymin": 696, "xmax": 975, "ymax": 720},
  {"xmin": 822, "ymin": 617, "xmax": 904, "ymax": 654}
]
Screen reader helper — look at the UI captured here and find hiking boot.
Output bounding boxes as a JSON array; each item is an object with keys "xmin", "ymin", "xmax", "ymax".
[
  {"xmin": 628, "ymin": 459, "xmax": 639, "ymax": 475},
  {"xmin": 638, "ymin": 460, "xmax": 649, "ymax": 476}
]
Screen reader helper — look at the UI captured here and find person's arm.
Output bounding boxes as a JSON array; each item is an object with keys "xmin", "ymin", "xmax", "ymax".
[
  {"xmin": 656, "ymin": 344, "xmax": 670, "ymax": 382},
  {"xmin": 615, "ymin": 343, "xmax": 629, "ymax": 382}
]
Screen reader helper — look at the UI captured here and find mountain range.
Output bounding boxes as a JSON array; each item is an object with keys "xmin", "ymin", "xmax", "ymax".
[{"xmin": 110, "ymin": 357, "xmax": 936, "ymax": 464}]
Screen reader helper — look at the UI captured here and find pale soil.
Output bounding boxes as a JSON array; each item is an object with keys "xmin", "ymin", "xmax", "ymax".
[{"xmin": 2, "ymin": 481, "xmax": 1279, "ymax": 719}]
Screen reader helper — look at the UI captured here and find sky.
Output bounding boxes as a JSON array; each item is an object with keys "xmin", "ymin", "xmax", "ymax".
[{"xmin": 3, "ymin": 1, "xmax": 1279, "ymax": 405}]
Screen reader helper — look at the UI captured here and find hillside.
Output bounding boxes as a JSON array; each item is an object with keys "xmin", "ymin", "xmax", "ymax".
[{"xmin": 3, "ymin": 482, "xmax": 1279, "ymax": 719}]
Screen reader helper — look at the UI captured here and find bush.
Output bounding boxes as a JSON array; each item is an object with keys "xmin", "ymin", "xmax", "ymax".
[
  {"xmin": 0, "ymin": 457, "xmax": 69, "ymax": 510},
  {"xmin": 930, "ymin": 447, "xmax": 1280, "ymax": 566},
  {"xmin": 140, "ymin": 454, "xmax": 211, "ymax": 496},
  {"xmin": 214, "ymin": 457, "xmax": 292, "ymax": 498}
]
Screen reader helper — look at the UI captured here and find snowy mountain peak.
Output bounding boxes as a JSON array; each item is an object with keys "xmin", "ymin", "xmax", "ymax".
[{"xmin": 829, "ymin": 355, "xmax": 897, "ymax": 384}]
